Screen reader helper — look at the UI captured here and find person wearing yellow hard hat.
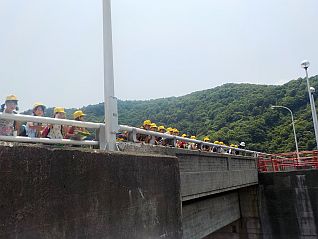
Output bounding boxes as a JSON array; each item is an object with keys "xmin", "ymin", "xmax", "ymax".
[
  {"xmin": 1, "ymin": 95, "xmax": 19, "ymax": 113},
  {"xmin": 53, "ymin": 107, "xmax": 66, "ymax": 118},
  {"xmin": 143, "ymin": 120, "xmax": 152, "ymax": 130},
  {"xmin": 188, "ymin": 135, "xmax": 198, "ymax": 150},
  {"xmin": 177, "ymin": 133, "xmax": 188, "ymax": 149},
  {"xmin": 165, "ymin": 127, "xmax": 173, "ymax": 134},
  {"xmin": 42, "ymin": 107, "xmax": 68, "ymax": 139},
  {"xmin": 66, "ymin": 110, "xmax": 90, "ymax": 141},
  {"xmin": 154, "ymin": 125, "xmax": 165, "ymax": 145},
  {"xmin": 162, "ymin": 127, "xmax": 175, "ymax": 147},
  {"xmin": 201, "ymin": 137, "xmax": 211, "ymax": 151},
  {"xmin": 0, "ymin": 95, "xmax": 20, "ymax": 136},
  {"xmin": 158, "ymin": 125, "xmax": 165, "ymax": 133},
  {"xmin": 137, "ymin": 119, "xmax": 152, "ymax": 143},
  {"xmin": 173, "ymin": 128, "xmax": 179, "ymax": 136},
  {"xmin": 212, "ymin": 140, "xmax": 220, "ymax": 153},
  {"xmin": 218, "ymin": 141, "xmax": 226, "ymax": 153},
  {"xmin": 228, "ymin": 143, "xmax": 236, "ymax": 154},
  {"xmin": 150, "ymin": 123, "xmax": 157, "ymax": 131},
  {"xmin": 25, "ymin": 103, "xmax": 46, "ymax": 138},
  {"xmin": 73, "ymin": 110, "xmax": 86, "ymax": 120}
]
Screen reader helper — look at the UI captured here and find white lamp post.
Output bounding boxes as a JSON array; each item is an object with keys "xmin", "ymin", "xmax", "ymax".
[
  {"xmin": 301, "ymin": 60, "xmax": 318, "ymax": 149},
  {"xmin": 271, "ymin": 105, "xmax": 299, "ymax": 160},
  {"xmin": 102, "ymin": 0, "xmax": 118, "ymax": 151}
]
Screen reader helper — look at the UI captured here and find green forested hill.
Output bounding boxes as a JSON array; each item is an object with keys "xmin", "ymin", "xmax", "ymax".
[{"xmin": 79, "ymin": 76, "xmax": 318, "ymax": 153}]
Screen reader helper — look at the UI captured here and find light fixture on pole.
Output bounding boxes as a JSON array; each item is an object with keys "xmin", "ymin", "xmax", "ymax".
[
  {"xmin": 271, "ymin": 105, "xmax": 299, "ymax": 160},
  {"xmin": 301, "ymin": 60, "xmax": 318, "ymax": 149},
  {"xmin": 102, "ymin": 0, "xmax": 119, "ymax": 151}
]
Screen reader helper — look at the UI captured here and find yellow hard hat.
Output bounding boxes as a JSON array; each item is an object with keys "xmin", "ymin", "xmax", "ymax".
[
  {"xmin": 190, "ymin": 136, "xmax": 196, "ymax": 139},
  {"xmin": 234, "ymin": 145, "xmax": 238, "ymax": 148},
  {"xmin": 219, "ymin": 141, "xmax": 224, "ymax": 145},
  {"xmin": 166, "ymin": 127, "xmax": 173, "ymax": 132},
  {"xmin": 73, "ymin": 110, "xmax": 86, "ymax": 119},
  {"xmin": 150, "ymin": 123, "xmax": 157, "ymax": 128},
  {"xmin": 5, "ymin": 95, "xmax": 18, "ymax": 101},
  {"xmin": 54, "ymin": 107, "xmax": 65, "ymax": 114},
  {"xmin": 182, "ymin": 134, "xmax": 187, "ymax": 137},
  {"xmin": 158, "ymin": 126, "xmax": 165, "ymax": 130},
  {"xmin": 33, "ymin": 102, "xmax": 45, "ymax": 110},
  {"xmin": 143, "ymin": 120, "xmax": 151, "ymax": 126},
  {"xmin": 173, "ymin": 128, "xmax": 179, "ymax": 133},
  {"xmin": 204, "ymin": 137, "xmax": 210, "ymax": 142},
  {"xmin": 230, "ymin": 144, "xmax": 235, "ymax": 147},
  {"xmin": 214, "ymin": 141, "xmax": 220, "ymax": 144}
]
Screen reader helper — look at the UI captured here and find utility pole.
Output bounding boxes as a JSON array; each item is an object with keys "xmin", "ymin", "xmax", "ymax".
[{"xmin": 101, "ymin": 0, "xmax": 118, "ymax": 151}]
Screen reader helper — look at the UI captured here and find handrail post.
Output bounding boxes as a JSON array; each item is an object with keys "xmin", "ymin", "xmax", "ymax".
[{"xmin": 98, "ymin": 124, "xmax": 107, "ymax": 150}]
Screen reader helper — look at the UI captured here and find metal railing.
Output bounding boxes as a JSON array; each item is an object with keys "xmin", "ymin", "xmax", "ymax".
[
  {"xmin": 258, "ymin": 151, "xmax": 318, "ymax": 172},
  {"xmin": 119, "ymin": 124, "xmax": 260, "ymax": 156},
  {"xmin": 0, "ymin": 112, "xmax": 261, "ymax": 156},
  {"xmin": 0, "ymin": 113, "xmax": 100, "ymax": 146}
]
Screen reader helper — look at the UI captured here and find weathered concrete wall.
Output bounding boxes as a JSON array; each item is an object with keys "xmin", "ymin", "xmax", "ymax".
[
  {"xmin": 207, "ymin": 186, "xmax": 262, "ymax": 239},
  {"xmin": 0, "ymin": 144, "xmax": 182, "ymax": 239},
  {"xmin": 118, "ymin": 142, "xmax": 259, "ymax": 238},
  {"xmin": 182, "ymin": 192, "xmax": 241, "ymax": 239},
  {"xmin": 259, "ymin": 170, "xmax": 318, "ymax": 239},
  {"xmin": 118, "ymin": 142, "xmax": 258, "ymax": 201},
  {"xmin": 178, "ymin": 153, "xmax": 258, "ymax": 201}
]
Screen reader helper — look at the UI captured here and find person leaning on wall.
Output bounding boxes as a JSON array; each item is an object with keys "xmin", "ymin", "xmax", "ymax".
[
  {"xmin": 25, "ymin": 103, "xmax": 46, "ymax": 138},
  {"xmin": 66, "ymin": 110, "xmax": 90, "ymax": 140}
]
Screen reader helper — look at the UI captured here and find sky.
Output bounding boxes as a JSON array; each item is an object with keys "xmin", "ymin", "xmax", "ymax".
[{"xmin": 0, "ymin": 0, "xmax": 318, "ymax": 111}]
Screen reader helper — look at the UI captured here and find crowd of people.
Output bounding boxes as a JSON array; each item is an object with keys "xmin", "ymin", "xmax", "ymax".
[
  {"xmin": 0, "ymin": 95, "xmax": 91, "ymax": 140},
  {"xmin": 0, "ymin": 95, "xmax": 247, "ymax": 154},
  {"xmin": 117, "ymin": 119, "xmax": 247, "ymax": 155}
]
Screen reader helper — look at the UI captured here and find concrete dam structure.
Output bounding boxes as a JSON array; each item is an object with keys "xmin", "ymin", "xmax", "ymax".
[{"xmin": 1, "ymin": 143, "xmax": 318, "ymax": 238}]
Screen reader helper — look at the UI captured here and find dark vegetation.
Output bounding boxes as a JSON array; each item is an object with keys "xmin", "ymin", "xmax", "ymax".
[{"xmin": 48, "ymin": 76, "xmax": 318, "ymax": 153}]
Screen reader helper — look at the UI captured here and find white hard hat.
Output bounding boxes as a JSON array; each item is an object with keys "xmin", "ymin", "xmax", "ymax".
[{"xmin": 240, "ymin": 142, "xmax": 246, "ymax": 147}]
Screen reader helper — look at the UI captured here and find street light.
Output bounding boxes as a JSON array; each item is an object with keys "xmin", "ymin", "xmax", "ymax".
[
  {"xmin": 271, "ymin": 105, "xmax": 299, "ymax": 159},
  {"xmin": 301, "ymin": 60, "xmax": 318, "ymax": 149}
]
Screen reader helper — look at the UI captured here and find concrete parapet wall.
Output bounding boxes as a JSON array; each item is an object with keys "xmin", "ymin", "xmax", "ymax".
[
  {"xmin": 178, "ymin": 153, "xmax": 258, "ymax": 201},
  {"xmin": 259, "ymin": 170, "xmax": 318, "ymax": 239},
  {"xmin": 118, "ymin": 142, "xmax": 258, "ymax": 202},
  {"xmin": 0, "ymin": 144, "xmax": 182, "ymax": 239}
]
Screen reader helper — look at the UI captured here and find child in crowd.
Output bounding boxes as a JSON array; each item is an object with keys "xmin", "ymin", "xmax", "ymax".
[
  {"xmin": 202, "ymin": 137, "xmax": 211, "ymax": 151},
  {"xmin": 137, "ymin": 120, "xmax": 152, "ymax": 143},
  {"xmin": 25, "ymin": 103, "xmax": 46, "ymax": 138},
  {"xmin": 188, "ymin": 136, "xmax": 198, "ymax": 150},
  {"xmin": 43, "ymin": 107, "xmax": 68, "ymax": 139},
  {"xmin": 66, "ymin": 110, "xmax": 90, "ymax": 140},
  {"xmin": 176, "ymin": 134, "xmax": 188, "ymax": 148},
  {"xmin": 0, "ymin": 95, "xmax": 20, "ymax": 136}
]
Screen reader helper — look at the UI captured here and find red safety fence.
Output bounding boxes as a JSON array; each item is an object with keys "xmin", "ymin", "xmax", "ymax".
[{"xmin": 258, "ymin": 151, "xmax": 318, "ymax": 172}]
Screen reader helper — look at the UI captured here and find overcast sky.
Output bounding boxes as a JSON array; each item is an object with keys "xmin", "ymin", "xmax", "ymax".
[{"xmin": 1, "ymin": 0, "xmax": 318, "ymax": 111}]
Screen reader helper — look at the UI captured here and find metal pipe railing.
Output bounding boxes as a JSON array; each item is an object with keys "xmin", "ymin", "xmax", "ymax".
[
  {"xmin": 119, "ymin": 124, "xmax": 262, "ymax": 156},
  {"xmin": 0, "ymin": 113, "xmax": 264, "ymax": 156},
  {"xmin": 0, "ymin": 113, "xmax": 101, "ymax": 129},
  {"xmin": 0, "ymin": 112, "xmax": 101, "ymax": 147},
  {"xmin": 0, "ymin": 136, "xmax": 98, "ymax": 146}
]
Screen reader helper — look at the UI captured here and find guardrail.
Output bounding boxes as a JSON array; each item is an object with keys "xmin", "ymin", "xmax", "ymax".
[
  {"xmin": 258, "ymin": 151, "xmax": 318, "ymax": 172},
  {"xmin": 0, "ymin": 113, "xmax": 101, "ymax": 146},
  {"xmin": 0, "ymin": 112, "xmax": 262, "ymax": 156}
]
